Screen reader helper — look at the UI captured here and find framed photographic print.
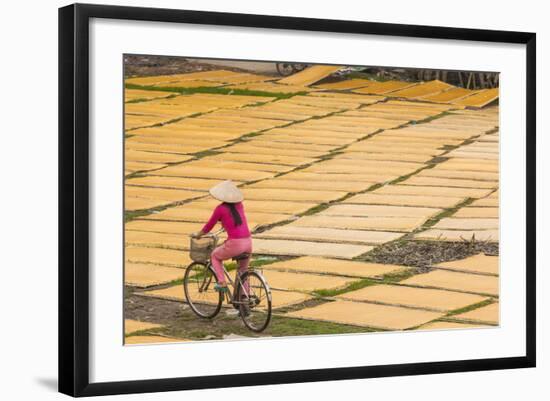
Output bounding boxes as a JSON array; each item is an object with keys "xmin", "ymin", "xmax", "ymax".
[{"xmin": 58, "ymin": 3, "xmax": 536, "ymax": 397}]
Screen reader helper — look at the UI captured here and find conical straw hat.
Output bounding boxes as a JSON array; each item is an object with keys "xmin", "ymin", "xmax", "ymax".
[{"xmin": 209, "ymin": 180, "xmax": 244, "ymax": 203}]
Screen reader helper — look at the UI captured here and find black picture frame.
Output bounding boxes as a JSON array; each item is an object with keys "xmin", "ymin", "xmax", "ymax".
[{"xmin": 59, "ymin": 3, "xmax": 536, "ymax": 397}]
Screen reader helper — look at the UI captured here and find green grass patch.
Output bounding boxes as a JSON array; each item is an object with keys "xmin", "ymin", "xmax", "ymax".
[
  {"xmin": 125, "ymin": 83, "xmax": 305, "ymax": 99},
  {"xmin": 238, "ymin": 131, "xmax": 267, "ymax": 140},
  {"xmin": 125, "ymin": 93, "xmax": 178, "ymax": 104},
  {"xmin": 268, "ymin": 315, "xmax": 379, "ymax": 336},
  {"xmin": 190, "ymin": 149, "xmax": 221, "ymax": 158},
  {"xmin": 125, "ymin": 209, "xmax": 157, "ymax": 222},
  {"xmin": 379, "ymin": 269, "xmax": 418, "ymax": 283},
  {"xmin": 124, "ymin": 327, "xmax": 166, "ymax": 338},
  {"xmin": 445, "ymin": 299, "xmax": 495, "ymax": 317},
  {"xmin": 165, "ymin": 277, "xmax": 185, "ymax": 287},
  {"xmin": 418, "ymin": 197, "xmax": 475, "ymax": 231},
  {"xmin": 313, "ymin": 268, "xmax": 416, "ymax": 298},
  {"xmin": 301, "ymin": 203, "xmax": 331, "ymax": 216},
  {"xmin": 428, "ymin": 156, "xmax": 449, "ymax": 164},
  {"xmin": 125, "ymin": 173, "xmax": 148, "ymax": 181},
  {"xmin": 124, "ymin": 203, "xmax": 182, "ymax": 222},
  {"xmin": 124, "ymin": 171, "xmax": 148, "ymax": 180},
  {"xmin": 250, "ymin": 256, "xmax": 280, "ymax": 268},
  {"xmin": 363, "ymin": 182, "xmax": 384, "ymax": 192},
  {"xmin": 157, "ymin": 311, "xmax": 379, "ymax": 340},
  {"xmin": 223, "ymin": 262, "xmax": 238, "ymax": 272},
  {"xmin": 440, "ymin": 144, "xmax": 459, "ymax": 151},
  {"xmin": 412, "ymin": 110, "xmax": 451, "ymax": 124},
  {"xmin": 388, "ymin": 164, "xmax": 432, "ymax": 185},
  {"xmin": 183, "ymin": 257, "xmax": 279, "ymax": 282},
  {"xmin": 459, "ymin": 139, "xmax": 475, "ymax": 147},
  {"xmin": 124, "ymin": 190, "xmax": 207, "ymax": 222},
  {"xmin": 313, "ymin": 278, "xmax": 378, "ymax": 297}
]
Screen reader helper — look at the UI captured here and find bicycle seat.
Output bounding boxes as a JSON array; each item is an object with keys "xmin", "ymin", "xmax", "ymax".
[{"xmin": 232, "ymin": 252, "xmax": 251, "ymax": 261}]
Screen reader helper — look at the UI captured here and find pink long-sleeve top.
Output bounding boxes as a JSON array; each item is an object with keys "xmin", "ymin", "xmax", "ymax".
[{"xmin": 201, "ymin": 202, "xmax": 251, "ymax": 239}]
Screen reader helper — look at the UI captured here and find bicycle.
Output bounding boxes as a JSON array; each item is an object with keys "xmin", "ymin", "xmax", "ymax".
[
  {"xmin": 276, "ymin": 63, "xmax": 308, "ymax": 77},
  {"xmin": 183, "ymin": 229, "xmax": 272, "ymax": 332}
]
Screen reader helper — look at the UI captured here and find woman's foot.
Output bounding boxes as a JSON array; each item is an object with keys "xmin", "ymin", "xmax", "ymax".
[{"xmin": 214, "ymin": 283, "xmax": 229, "ymax": 293}]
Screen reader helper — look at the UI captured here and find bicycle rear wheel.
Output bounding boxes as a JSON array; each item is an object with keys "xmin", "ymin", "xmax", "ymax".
[
  {"xmin": 276, "ymin": 63, "xmax": 295, "ymax": 76},
  {"xmin": 183, "ymin": 262, "xmax": 223, "ymax": 318},
  {"xmin": 236, "ymin": 271, "xmax": 272, "ymax": 332}
]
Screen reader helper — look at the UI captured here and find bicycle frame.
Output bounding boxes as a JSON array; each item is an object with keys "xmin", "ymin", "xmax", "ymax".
[
  {"xmin": 221, "ymin": 264, "xmax": 252, "ymax": 306},
  {"xmin": 199, "ymin": 260, "xmax": 251, "ymax": 307}
]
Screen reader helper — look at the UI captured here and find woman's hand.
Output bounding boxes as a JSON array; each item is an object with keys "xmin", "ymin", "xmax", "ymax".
[{"xmin": 191, "ymin": 231, "xmax": 203, "ymax": 239}]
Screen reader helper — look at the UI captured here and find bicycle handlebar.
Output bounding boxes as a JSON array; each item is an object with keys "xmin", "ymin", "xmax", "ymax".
[{"xmin": 202, "ymin": 228, "xmax": 225, "ymax": 238}]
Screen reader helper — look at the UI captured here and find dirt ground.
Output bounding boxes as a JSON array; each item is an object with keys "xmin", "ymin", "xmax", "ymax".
[
  {"xmin": 124, "ymin": 292, "xmax": 376, "ymax": 340},
  {"xmin": 363, "ymin": 240, "xmax": 499, "ymax": 271},
  {"xmin": 124, "ymin": 54, "xmax": 278, "ymax": 78}
]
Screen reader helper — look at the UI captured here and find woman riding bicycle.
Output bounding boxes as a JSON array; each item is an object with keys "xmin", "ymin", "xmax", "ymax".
[{"xmin": 192, "ymin": 180, "xmax": 252, "ymax": 294}]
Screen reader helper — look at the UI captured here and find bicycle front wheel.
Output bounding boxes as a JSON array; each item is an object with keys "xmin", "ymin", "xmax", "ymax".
[
  {"xmin": 236, "ymin": 271, "xmax": 272, "ymax": 332},
  {"xmin": 183, "ymin": 262, "xmax": 223, "ymax": 319}
]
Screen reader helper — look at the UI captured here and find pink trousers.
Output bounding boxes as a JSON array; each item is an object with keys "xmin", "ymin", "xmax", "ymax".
[{"xmin": 211, "ymin": 237, "xmax": 252, "ymax": 284}]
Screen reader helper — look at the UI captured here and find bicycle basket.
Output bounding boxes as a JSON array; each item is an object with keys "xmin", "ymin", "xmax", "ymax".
[{"xmin": 189, "ymin": 236, "xmax": 218, "ymax": 263}]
